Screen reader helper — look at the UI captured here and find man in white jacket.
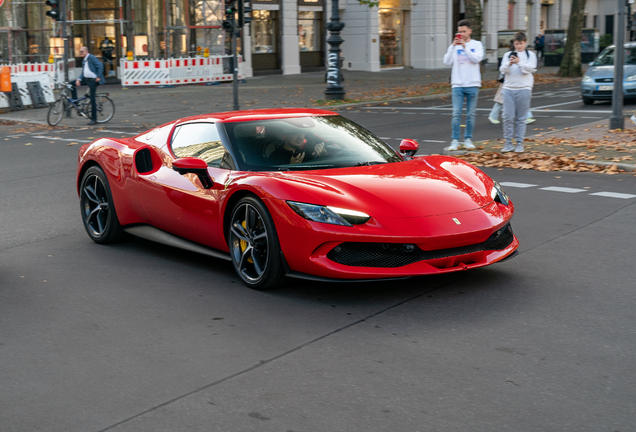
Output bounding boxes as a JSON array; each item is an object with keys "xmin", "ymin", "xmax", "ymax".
[{"xmin": 443, "ymin": 20, "xmax": 484, "ymax": 151}]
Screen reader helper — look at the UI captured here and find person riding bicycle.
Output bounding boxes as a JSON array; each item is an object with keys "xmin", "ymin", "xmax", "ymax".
[{"xmin": 75, "ymin": 46, "xmax": 105, "ymax": 125}]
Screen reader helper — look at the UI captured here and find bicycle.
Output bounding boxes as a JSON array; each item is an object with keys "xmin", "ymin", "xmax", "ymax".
[{"xmin": 47, "ymin": 81, "xmax": 115, "ymax": 126}]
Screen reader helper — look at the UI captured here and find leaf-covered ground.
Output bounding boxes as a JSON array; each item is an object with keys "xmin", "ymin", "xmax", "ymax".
[{"xmin": 456, "ymin": 126, "xmax": 636, "ymax": 176}]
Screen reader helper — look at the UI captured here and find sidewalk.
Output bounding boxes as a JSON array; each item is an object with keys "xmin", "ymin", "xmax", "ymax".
[{"xmin": 1, "ymin": 64, "xmax": 634, "ymax": 175}]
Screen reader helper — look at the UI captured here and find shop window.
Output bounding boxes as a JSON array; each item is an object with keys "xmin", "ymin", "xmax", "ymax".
[
  {"xmin": 252, "ymin": 10, "xmax": 277, "ymax": 54},
  {"xmin": 379, "ymin": 9, "xmax": 402, "ymax": 66},
  {"xmin": 299, "ymin": 11, "xmax": 321, "ymax": 52}
]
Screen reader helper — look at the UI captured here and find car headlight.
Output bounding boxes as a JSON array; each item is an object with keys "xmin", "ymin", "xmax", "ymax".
[
  {"xmin": 582, "ymin": 75, "xmax": 593, "ymax": 83},
  {"xmin": 287, "ymin": 201, "xmax": 371, "ymax": 226},
  {"xmin": 491, "ymin": 181, "xmax": 510, "ymax": 206},
  {"xmin": 626, "ymin": 74, "xmax": 636, "ymax": 82}
]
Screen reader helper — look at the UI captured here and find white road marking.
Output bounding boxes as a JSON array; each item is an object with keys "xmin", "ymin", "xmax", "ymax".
[
  {"xmin": 368, "ymin": 106, "xmax": 612, "ymax": 114},
  {"xmin": 421, "ymin": 139, "xmax": 447, "ymax": 143},
  {"xmin": 31, "ymin": 135, "xmax": 92, "ymax": 143},
  {"xmin": 539, "ymin": 186, "xmax": 587, "ymax": 193},
  {"xmin": 533, "ymin": 109, "xmax": 612, "ymax": 114},
  {"xmin": 554, "ymin": 116, "xmax": 576, "ymax": 118},
  {"xmin": 96, "ymin": 129, "xmax": 137, "ymax": 134},
  {"xmin": 589, "ymin": 192, "xmax": 636, "ymax": 199},
  {"xmin": 499, "ymin": 182, "xmax": 539, "ymax": 188},
  {"xmin": 532, "ymin": 100, "xmax": 585, "ymax": 110},
  {"xmin": 580, "ymin": 116, "xmax": 603, "ymax": 119}
]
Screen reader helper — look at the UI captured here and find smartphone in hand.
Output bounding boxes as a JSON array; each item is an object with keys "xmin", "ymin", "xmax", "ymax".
[{"xmin": 510, "ymin": 51, "xmax": 518, "ymax": 58}]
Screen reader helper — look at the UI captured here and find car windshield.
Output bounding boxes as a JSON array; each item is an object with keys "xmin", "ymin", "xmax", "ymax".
[
  {"xmin": 593, "ymin": 47, "xmax": 636, "ymax": 66},
  {"xmin": 222, "ymin": 115, "xmax": 403, "ymax": 171}
]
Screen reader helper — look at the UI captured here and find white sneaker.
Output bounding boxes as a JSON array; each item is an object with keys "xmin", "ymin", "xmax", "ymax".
[
  {"xmin": 525, "ymin": 117, "xmax": 536, "ymax": 124},
  {"xmin": 501, "ymin": 143, "xmax": 515, "ymax": 152},
  {"xmin": 449, "ymin": 139, "xmax": 460, "ymax": 151},
  {"xmin": 514, "ymin": 144, "xmax": 525, "ymax": 153},
  {"xmin": 463, "ymin": 138, "xmax": 475, "ymax": 149},
  {"xmin": 488, "ymin": 116, "xmax": 500, "ymax": 124}
]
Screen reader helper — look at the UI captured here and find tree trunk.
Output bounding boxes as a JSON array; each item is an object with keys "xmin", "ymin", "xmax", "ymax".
[
  {"xmin": 465, "ymin": 0, "xmax": 483, "ymax": 42},
  {"xmin": 558, "ymin": 0, "xmax": 587, "ymax": 77}
]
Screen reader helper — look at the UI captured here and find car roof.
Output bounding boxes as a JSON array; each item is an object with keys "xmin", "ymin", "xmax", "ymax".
[
  {"xmin": 174, "ymin": 108, "xmax": 339, "ymax": 125},
  {"xmin": 607, "ymin": 42, "xmax": 636, "ymax": 49}
]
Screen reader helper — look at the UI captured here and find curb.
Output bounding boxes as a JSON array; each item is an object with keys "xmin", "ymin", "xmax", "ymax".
[{"xmin": 575, "ymin": 160, "xmax": 636, "ymax": 172}]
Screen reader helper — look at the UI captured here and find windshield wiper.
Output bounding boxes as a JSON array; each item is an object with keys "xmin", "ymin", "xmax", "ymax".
[
  {"xmin": 277, "ymin": 164, "xmax": 336, "ymax": 171},
  {"xmin": 356, "ymin": 161, "xmax": 387, "ymax": 166}
]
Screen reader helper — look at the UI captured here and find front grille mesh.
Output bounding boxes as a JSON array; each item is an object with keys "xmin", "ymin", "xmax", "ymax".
[{"xmin": 327, "ymin": 224, "xmax": 514, "ymax": 268}]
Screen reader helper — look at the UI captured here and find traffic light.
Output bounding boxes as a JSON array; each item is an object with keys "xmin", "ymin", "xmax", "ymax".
[
  {"xmin": 45, "ymin": 0, "xmax": 61, "ymax": 21},
  {"xmin": 223, "ymin": 0, "xmax": 236, "ymax": 32},
  {"xmin": 225, "ymin": 0, "xmax": 236, "ymax": 18},
  {"xmin": 238, "ymin": 1, "xmax": 252, "ymax": 27}
]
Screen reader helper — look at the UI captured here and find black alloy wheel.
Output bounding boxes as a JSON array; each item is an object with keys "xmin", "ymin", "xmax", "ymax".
[
  {"xmin": 229, "ymin": 196, "xmax": 284, "ymax": 290},
  {"xmin": 79, "ymin": 166, "xmax": 126, "ymax": 244}
]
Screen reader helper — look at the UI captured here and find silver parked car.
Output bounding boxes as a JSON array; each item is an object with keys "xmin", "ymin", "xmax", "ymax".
[{"xmin": 581, "ymin": 42, "xmax": 636, "ymax": 105}]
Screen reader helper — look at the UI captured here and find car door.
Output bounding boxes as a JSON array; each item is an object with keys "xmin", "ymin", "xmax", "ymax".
[{"xmin": 136, "ymin": 122, "xmax": 233, "ymax": 249}]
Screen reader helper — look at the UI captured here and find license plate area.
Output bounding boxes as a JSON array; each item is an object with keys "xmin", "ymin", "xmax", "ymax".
[{"xmin": 597, "ymin": 85, "xmax": 613, "ymax": 90}]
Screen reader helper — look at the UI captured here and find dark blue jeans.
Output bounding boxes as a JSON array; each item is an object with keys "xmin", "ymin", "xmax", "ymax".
[{"xmin": 72, "ymin": 78, "xmax": 98, "ymax": 121}]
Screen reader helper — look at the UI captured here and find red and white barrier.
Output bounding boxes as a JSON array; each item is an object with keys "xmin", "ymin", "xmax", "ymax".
[
  {"xmin": 2, "ymin": 60, "xmax": 76, "ymax": 88},
  {"xmin": 120, "ymin": 56, "xmax": 243, "ymax": 87}
]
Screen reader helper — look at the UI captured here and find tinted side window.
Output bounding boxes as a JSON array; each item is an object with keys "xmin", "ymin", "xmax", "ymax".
[{"xmin": 170, "ymin": 123, "xmax": 231, "ymax": 168}]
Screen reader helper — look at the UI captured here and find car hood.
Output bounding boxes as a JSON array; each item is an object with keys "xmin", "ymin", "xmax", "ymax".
[
  {"xmin": 268, "ymin": 157, "xmax": 495, "ymax": 218},
  {"xmin": 586, "ymin": 65, "xmax": 636, "ymax": 78}
]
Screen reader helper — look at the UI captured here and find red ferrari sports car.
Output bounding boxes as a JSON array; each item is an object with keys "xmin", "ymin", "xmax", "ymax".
[{"xmin": 77, "ymin": 108, "xmax": 518, "ymax": 289}]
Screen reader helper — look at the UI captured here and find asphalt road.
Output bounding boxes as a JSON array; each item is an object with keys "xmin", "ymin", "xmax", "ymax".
[
  {"xmin": 1, "ymin": 103, "xmax": 636, "ymax": 431},
  {"xmin": 340, "ymin": 82, "xmax": 631, "ymax": 154}
]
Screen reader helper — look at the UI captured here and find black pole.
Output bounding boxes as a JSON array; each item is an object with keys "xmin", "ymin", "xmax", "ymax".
[
  {"xmin": 610, "ymin": 0, "xmax": 626, "ymax": 130},
  {"xmin": 324, "ymin": 0, "xmax": 345, "ymax": 100},
  {"xmin": 232, "ymin": 28, "xmax": 239, "ymax": 111},
  {"xmin": 61, "ymin": 0, "xmax": 69, "ymax": 84}
]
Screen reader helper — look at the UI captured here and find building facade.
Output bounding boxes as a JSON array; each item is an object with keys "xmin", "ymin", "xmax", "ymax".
[{"xmin": 0, "ymin": 0, "xmax": 627, "ymax": 76}]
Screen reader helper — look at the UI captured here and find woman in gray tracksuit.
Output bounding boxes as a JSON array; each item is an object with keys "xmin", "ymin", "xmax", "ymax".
[{"xmin": 499, "ymin": 32, "xmax": 537, "ymax": 153}]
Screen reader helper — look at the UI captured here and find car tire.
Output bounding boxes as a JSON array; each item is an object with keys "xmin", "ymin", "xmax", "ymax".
[
  {"xmin": 583, "ymin": 97, "xmax": 594, "ymax": 105},
  {"xmin": 79, "ymin": 166, "xmax": 127, "ymax": 244},
  {"xmin": 228, "ymin": 196, "xmax": 285, "ymax": 290}
]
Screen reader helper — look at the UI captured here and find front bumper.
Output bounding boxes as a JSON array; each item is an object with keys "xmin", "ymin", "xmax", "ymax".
[
  {"xmin": 270, "ymin": 198, "xmax": 518, "ymax": 280},
  {"xmin": 581, "ymin": 80, "xmax": 636, "ymax": 100}
]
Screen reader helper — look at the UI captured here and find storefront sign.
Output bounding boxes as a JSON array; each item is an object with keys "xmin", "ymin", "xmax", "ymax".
[
  {"xmin": 299, "ymin": 0, "xmax": 324, "ymax": 5},
  {"xmin": 252, "ymin": 0, "xmax": 279, "ymax": 4}
]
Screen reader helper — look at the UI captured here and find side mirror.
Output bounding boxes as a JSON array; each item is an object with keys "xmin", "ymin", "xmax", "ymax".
[
  {"xmin": 172, "ymin": 157, "xmax": 214, "ymax": 189},
  {"xmin": 399, "ymin": 139, "xmax": 419, "ymax": 157},
  {"xmin": 588, "ymin": 62, "xmax": 594, "ymax": 67}
]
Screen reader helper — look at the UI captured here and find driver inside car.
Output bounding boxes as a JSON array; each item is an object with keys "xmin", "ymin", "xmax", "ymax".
[{"xmin": 268, "ymin": 126, "xmax": 327, "ymax": 165}]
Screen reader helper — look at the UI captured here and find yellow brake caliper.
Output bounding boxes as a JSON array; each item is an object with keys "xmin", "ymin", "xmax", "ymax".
[{"xmin": 239, "ymin": 221, "xmax": 254, "ymax": 264}]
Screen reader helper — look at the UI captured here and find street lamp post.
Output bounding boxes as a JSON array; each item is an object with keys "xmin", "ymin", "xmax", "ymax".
[
  {"xmin": 610, "ymin": 0, "xmax": 627, "ymax": 130},
  {"xmin": 324, "ymin": 0, "xmax": 345, "ymax": 100}
]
